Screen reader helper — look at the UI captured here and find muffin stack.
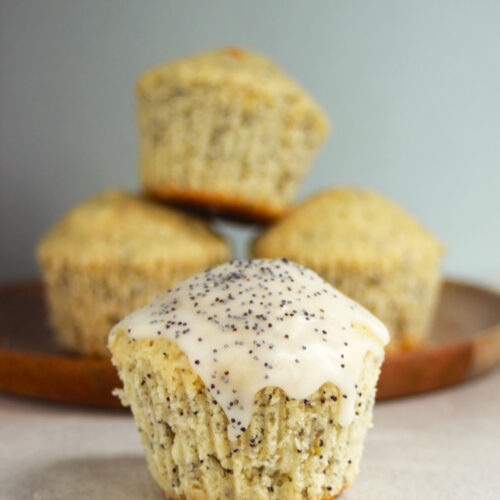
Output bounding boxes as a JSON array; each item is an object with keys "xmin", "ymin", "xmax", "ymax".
[
  {"xmin": 37, "ymin": 47, "xmax": 444, "ymax": 500},
  {"xmin": 38, "ymin": 46, "xmax": 442, "ymax": 356}
]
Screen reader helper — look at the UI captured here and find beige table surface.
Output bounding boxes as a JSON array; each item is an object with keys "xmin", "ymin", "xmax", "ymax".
[{"xmin": 1, "ymin": 369, "xmax": 499, "ymax": 500}]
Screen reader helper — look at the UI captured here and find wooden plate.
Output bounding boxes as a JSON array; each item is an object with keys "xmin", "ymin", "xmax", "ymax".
[{"xmin": 0, "ymin": 281, "xmax": 499, "ymax": 408}]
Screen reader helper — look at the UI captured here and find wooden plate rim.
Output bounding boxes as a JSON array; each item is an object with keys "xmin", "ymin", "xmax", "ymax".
[{"xmin": 0, "ymin": 279, "xmax": 499, "ymax": 407}]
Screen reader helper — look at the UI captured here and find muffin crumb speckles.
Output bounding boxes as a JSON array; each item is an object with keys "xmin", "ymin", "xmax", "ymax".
[
  {"xmin": 252, "ymin": 188, "xmax": 444, "ymax": 350},
  {"xmin": 111, "ymin": 330, "xmax": 382, "ymax": 500},
  {"xmin": 36, "ymin": 190, "xmax": 230, "ymax": 356},
  {"xmin": 137, "ymin": 48, "xmax": 329, "ymax": 221},
  {"xmin": 111, "ymin": 258, "xmax": 388, "ymax": 440}
]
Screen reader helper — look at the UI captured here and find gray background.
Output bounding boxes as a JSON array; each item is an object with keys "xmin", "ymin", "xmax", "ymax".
[{"xmin": 1, "ymin": 0, "xmax": 499, "ymax": 283}]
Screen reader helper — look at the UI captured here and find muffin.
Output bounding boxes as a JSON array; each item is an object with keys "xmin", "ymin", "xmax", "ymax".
[
  {"xmin": 137, "ymin": 47, "xmax": 329, "ymax": 221},
  {"xmin": 36, "ymin": 190, "xmax": 230, "ymax": 356},
  {"xmin": 109, "ymin": 259, "xmax": 389, "ymax": 499},
  {"xmin": 252, "ymin": 188, "xmax": 443, "ymax": 351}
]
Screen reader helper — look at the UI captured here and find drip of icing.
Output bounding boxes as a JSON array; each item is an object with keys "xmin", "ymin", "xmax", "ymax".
[{"xmin": 111, "ymin": 259, "xmax": 389, "ymax": 440}]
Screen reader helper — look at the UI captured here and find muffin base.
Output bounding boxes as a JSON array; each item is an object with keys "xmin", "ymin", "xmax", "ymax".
[
  {"xmin": 162, "ymin": 491, "xmax": 343, "ymax": 500},
  {"xmin": 111, "ymin": 331, "xmax": 381, "ymax": 500},
  {"xmin": 319, "ymin": 266, "xmax": 442, "ymax": 351},
  {"xmin": 147, "ymin": 185, "xmax": 286, "ymax": 223},
  {"xmin": 42, "ymin": 264, "xmax": 222, "ymax": 357}
]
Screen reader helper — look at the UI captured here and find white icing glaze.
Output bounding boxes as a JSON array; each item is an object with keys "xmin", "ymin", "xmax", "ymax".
[{"xmin": 111, "ymin": 259, "xmax": 389, "ymax": 440}]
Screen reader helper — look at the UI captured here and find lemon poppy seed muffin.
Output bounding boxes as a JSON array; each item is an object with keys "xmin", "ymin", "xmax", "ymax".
[
  {"xmin": 252, "ymin": 188, "xmax": 444, "ymax": 351},
  {"xmin": 36, "ymin": 190, "xmax": 230, "ymax": 356},
  {"xmin": 109, "ymin": 259, "xmax": 389, "ymax": 499},
  {"xmin": 137, "ymin": 47, "xmax": 329, "ymax": 221}
]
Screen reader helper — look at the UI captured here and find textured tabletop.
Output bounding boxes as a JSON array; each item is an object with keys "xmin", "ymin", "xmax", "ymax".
[{"xmin": 1, "ymin": 369, "xmax": 499, "ymax": 500}]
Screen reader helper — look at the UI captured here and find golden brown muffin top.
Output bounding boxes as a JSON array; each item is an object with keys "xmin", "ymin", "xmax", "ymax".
[
  {"xmin": 252, "ymin": 188, "xmax": 443, "ymax": 272},
  {"xmin": 37, "ymin": 190, "xmax": 230, "ymax": 271},
  {"xmin": 136, "ymin": 47, "xmax": 329, "ymax": 134}
]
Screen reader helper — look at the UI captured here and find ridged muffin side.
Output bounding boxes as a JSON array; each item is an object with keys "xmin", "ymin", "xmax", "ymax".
[
  {"xmin": 137, "ymin": 47, "xmax": 329, "ymax": 221},
  {"xmin": 36, "ymin": 190, "xmax": 230, "ymax": 356},
  {"xmin": 110, "ymin": 329, "xmax": 382, "ymax": 500},
  {"xmin": 252, "ymin": 188, "xmax": 444, "ymax": 350}
]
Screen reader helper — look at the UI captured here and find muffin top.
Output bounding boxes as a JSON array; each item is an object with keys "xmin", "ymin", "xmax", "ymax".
[
  {"xmin": 137, "ymin": 46, "xmax": 328, "ymax": 131},
  {"xmin": 253, "ymin": 188, "xmax": 443, "ymax": 272},
  {"xmin": 110, "ymin": 259, "xmax": 389, "ymax": 440},
  {"xmin": 37, "ymin": 190, "xmax": 230, "ymax": 271}
]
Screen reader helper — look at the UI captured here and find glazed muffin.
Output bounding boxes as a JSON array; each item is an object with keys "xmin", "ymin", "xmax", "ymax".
[
  {"xmin": 36, "ymin": 190, "xmax": 230, "ymax": 356},
  {"xmin": 137, "ymin": 47, "xmax": 329, "ymax": 221},
  {"xmin": 109, "ymin": 259, "xmax": 389, "ymax": 500},
  {"xmin": 252, "ymin": 188, "xmax": 444, "ymax": 351}
]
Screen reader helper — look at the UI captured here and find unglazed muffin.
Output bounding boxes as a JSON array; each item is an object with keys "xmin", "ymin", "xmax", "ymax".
[
  {"xmin": 36, "ymin": 190, "xmax": 230, "ymax": 356},
  {"xmin": 252, "ymin": 188, "xmax": 444, "ymax": 351},
  {"xmin": 109, "ymin": 259, "xmax": 389, "ymax": 499},
  {"xmin": 137, "ymin": 47, "xmax": 329, "ymax": 221}
]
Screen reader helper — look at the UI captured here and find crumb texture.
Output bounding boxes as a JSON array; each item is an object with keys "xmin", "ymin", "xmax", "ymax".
[
  {"xmin": 137, "ymin": 47, "xmax": 329, "ymax": 218},
  {"xmin": 36, "ymin": 190, "xmax": 230, "ymax": 355},
  {"xmin": 110, "ymin": 331, "xmax": 381, "ymax": 500},
  {"xmin": 252, "ymin": 188, "xmax": 444, "ymax": 350},
  {"xmin": 111, "ymin": 259, "xmax": 388, "ymax": 438}
]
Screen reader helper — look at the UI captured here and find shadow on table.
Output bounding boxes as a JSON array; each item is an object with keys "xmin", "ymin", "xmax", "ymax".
[{"xmin": 23, "ymin": 455, "xmax": 163, "ymax": 499}]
